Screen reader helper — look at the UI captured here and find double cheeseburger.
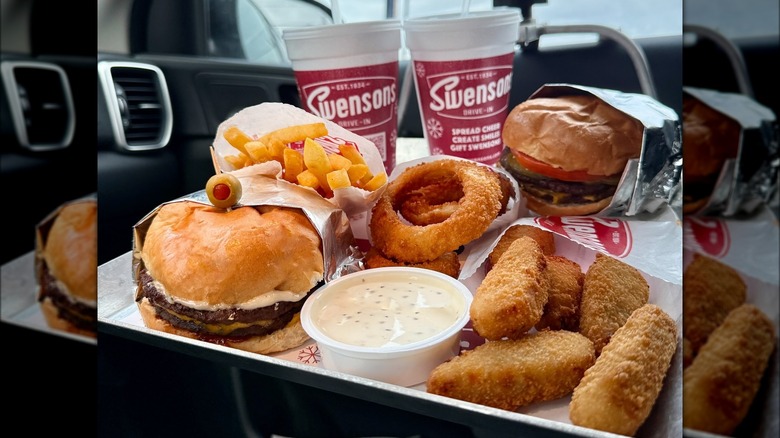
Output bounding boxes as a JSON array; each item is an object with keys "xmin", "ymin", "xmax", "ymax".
[
  {"xmin": 36, "ymin": 199, "xmax": 98, "ymax": 338},
  {"xmin": 499, "ymin": 94, "xmax": 644, "ymax": 216},
  {"xmin": 136, "ymin": 201, "xmax": 324, "ymax": 354},
  {"xmin": 682, "ymin": 94, "xmax": 740, "ymax": 214}
]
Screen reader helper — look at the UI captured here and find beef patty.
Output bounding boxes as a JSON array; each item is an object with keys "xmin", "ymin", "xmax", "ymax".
[
  {"xmin": 137, "ymin": 268, "xmax": 315, "ymax": 338},
  {"xmin": 37, "ymin": 259, "xmax": 97, "ymax": 333}
]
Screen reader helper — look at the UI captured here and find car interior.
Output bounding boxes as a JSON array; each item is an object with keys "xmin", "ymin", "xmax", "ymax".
[
  {"xmin": 1, "ymin": 1, "xmax": 98, "ymax": 434},
  {"xmin": 2, "ymin": 0, "xmax": 777, "ymax": 436},
  {"xmin": 98, "ymin": 1, "xmax": 686, "ymax": 436}
]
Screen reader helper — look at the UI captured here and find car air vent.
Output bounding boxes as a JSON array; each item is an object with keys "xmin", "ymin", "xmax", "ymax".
[
  {"xmin": 98, "ymin": 61, "xmax": 172, "ymax": 151},
  {"xmin": 1, "ymin": 61, "xmax": 74, "ymax": 151}
]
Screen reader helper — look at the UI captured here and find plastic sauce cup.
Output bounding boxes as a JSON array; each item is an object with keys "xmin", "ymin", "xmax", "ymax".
[{"xmin": 300, "ymin": 267, "xmax": 473, "ymax": 387}]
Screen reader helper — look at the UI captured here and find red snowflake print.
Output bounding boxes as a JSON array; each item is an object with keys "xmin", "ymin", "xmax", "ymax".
[{"xmin": 297, "ymin": 344, "xmax": 320, "ymax": 364}]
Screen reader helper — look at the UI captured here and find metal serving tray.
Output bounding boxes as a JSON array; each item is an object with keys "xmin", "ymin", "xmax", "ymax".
[
  {"xmin": 98, "ymin": 242, "xmax": 681, "ymax": 438},
  {"xmin": 1, "ymin": 251, "xmax": 96, "ymax": 345},
  {"xmin": 97, "ymin": 137, "xmax": 685, "ymax": 437}
]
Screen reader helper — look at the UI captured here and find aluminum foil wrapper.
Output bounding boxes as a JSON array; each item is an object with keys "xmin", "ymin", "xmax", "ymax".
[
  {"xmin": 131, "ymin": 173, "xmax": 362, "ymax": 295},
  {"xmin": 684, "ymin": 87, "xmax": 780, "ymax": 217},
  {"xmin": 525, "ymin": 83, "xmax": 682, "ymax": 217}
]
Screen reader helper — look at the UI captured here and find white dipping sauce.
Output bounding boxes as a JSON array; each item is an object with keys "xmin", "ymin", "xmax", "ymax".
[{"xmin": 314, "ymin": 274, "xmax": 466, "ymax": 348}]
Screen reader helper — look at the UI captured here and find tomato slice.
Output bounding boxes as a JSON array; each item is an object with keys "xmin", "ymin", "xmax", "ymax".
[{"xmin": 511, "ymin": 151, "xmax": 611, "ymax": 182}]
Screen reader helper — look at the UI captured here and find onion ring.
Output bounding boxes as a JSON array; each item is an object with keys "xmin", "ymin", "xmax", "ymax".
[
  {"xmin": 401, "ymin": 199, "xmax": 460, "ymax": 225},
  {"xmin": 364, "ymin": 247, "xmax": 461, "ymax": 278},
  {"xmin": 399, "ymin": 177, "xmax": 463, "ymax": 225},
  {"xmin": 496, "ymin": 171, "xmax": 514, "ymax": 216},
  {"xmin": 369, "ymin": 159, "xmax": 503, "ymax": 263},
  {"xmin": 399, "ymin": 170, "xmax": 512, "ymax": 226}
]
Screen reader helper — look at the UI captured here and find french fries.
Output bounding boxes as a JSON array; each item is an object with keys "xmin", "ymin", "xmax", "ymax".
[
  {"xmin": 221, "ymin": 124, "xmax": 386, "ymax": 197},
  {"xmin": 326, "ymin": 168, "xmax": 351, "ymax": 190},
  {"xmin": 282, "ymin": 148, "xmax": 304, "ymax": 183},
  {"xmin": 304, "ymin": 137, "xmax": 333, "ymax": 195}
]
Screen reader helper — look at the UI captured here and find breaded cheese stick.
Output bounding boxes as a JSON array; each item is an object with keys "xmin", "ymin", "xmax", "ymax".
[
  {"xmin": 578, "ymin": 253, "xmax": 649, "ymax": 355},
  {"xmin": 570, "ymin": 304, "xmax": 678, "ymax": 436},
  {"xmin": 488, "ymin": 224, "xmax": 556, "ymax": 267},
  {"xmin": 683, "ymin": 304, "xmax": 775, "ymax": 435},
  {"xmin": 427, "ymin": 330, "xmax": 595, "ymax": 411},
  {"xmin": 683, "ymin": 253, "xmax": 746, "ymax": 355},
  {"xmin": 536, "ymin": 255, "xmax": 584, "ymax": 332},
  {"xmin": 471, "ymin": 236, "xmax": 548, "ymax": 340},
  {"xmin": 682, "ymin": 337, "xmax": 693, "ymax": 369}
]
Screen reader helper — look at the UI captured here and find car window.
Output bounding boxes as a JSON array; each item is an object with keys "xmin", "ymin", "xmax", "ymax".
[
  {"xmin": 331, "ymin": 0, "xmax": 683, "ymax": 53},
  {"xmin": 252, "ymin": 0, "xmax": 332, "ymax": 27},
  {"xmin": 684, "ymin": 0, "xmax": 779, "ymax": 39},
  {"xmin": 234, "ymin": 0, "xmax": 287, "ymax": 63},
  {"xmin": 531, "ymin": 0, "xmax": 682, "ymax": 47},
  {"xmin": 211, "ymin": 0, "xmax": 683, "ymax": 66},
  {"xmin": 331, "ymin": 0, "xmax": 682, "ymax": 40},
  {"xmin": 240, "ymin": 0, "xmax": 333, "ymax": 62}
]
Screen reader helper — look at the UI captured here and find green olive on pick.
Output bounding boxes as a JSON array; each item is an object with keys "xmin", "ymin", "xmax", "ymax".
[{"xmin": 206, "ymin": 173, "xmax": 242, "ymax": 209}]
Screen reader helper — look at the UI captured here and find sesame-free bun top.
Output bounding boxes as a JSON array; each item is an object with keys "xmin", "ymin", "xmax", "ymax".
[
  {"xmin": 502, "ymin": 95, "xmax": 644, "ymax": 177},
  {"xmin": 141, "ymin": 202, "xmax": 324, "ymax": 306},
  {"xmin": 43, "ymin": 200, "xmax": 97, "ymax": 301}
]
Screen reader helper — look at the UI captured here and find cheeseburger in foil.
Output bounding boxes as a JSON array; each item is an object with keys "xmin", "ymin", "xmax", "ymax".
[
  {"xmin": 500, "ymin": 94, "xmax": 644, "ymax": 216},
  {"xmin": 499, "ymin": 84, "xmax": 681, "ymax": 217}
]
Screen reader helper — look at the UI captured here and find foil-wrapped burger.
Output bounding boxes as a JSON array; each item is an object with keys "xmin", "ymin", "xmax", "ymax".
[{"xmin": 499, "ymin": 94, "xmax": 644, "ymax": 216}]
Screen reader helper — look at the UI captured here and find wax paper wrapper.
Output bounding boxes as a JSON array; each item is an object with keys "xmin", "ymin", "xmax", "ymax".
[
  {"xmin": 131, "ymin": 173, "xmax": 362, "ymax": 295},
  {"xmin": 456, "ymin": 216, "xmax": 682, "ymax": 437},
  {"xmin": 682, "ymin": 206, "xmax": 779, "ymax": 437},
  {"xmin": 506, "ymin": 83, "xmax": 682, "ymax": 217},
  {"xmin": 355, "ymin": 155, "xmax": 523, "ymax": 250},
  {"xmin": 684, "ymin": 87, "xmax": 779, "ymax": 217},
  {"xmin": 210, "ymin": 102, "xmax": 387, "ymax": 217}
]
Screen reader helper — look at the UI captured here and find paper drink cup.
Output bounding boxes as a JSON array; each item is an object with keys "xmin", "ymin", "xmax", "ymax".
[
  {"xmin": 404, "ymin": 10, "xmax": 521, "ymax": 165},
  {"xmin": 282, "ymin": 20, "xmax": 402, "ymax": 174}
]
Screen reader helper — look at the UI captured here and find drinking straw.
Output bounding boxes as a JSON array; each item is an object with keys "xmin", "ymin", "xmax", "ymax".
[
  {"xmin": 332, "ymin": 0, "xmax": 343, "ymax": 24},
  {"xmin": 461, "ymin": 0, "xmax": 472, "ymax": 16}
]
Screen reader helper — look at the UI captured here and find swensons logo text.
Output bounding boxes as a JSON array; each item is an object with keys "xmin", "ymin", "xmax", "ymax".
[{"xmin": 307, "ymin": 84, "xmax": 396, "ymax": 120}]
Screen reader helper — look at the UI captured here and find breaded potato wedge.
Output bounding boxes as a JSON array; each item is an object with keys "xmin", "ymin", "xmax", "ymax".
[
  {"xmin": 683, "ymin": 253, "xmax": 746, "ymax": 356},
  {"xmin": 683, "ymin": 304, "xmax": 775, "ymax": 435},
  {"xmin": 570, "ymin": 304, "xmax": 678, "ymax": 436},
  {"xmin": 488, "ymin": 224, "xmax": 556, "ymax": 268},
  {"xmin": 536, "ymin": 255, "xmax": 584, "ymax": 332},
  {"xmin": 427, "ymin": 330, "xmax": 595, "ymax": 411},
  {"xmin": 471, "ymin": 236, "xmax": 548, "ymax": 340},
  {"xmin": 578, "ymin": 253, "xmax": 649, "ymax": 355}
]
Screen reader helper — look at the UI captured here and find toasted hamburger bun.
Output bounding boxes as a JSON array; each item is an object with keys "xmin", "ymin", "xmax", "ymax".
[
  {"xmin": 38, "ymin": 199, "xmax": 98, "ymax": 337},
  {"xmin": 39, "ymin": 297, "xmax": 97, "ymax": 338},
  {"xmin": 137, "ymin": 201, "xmax": 324, "ymax": 354},
  {"xmin": 42, "ymin": 200, "xmax": 98, "ymax": 302},
  {"xmin": 682, "ymin": 94, "xmax": 741, "ymax": 213},
  {"xmin": 522, "ymin": 191, "xmax": 614, "ymax": 218}
]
